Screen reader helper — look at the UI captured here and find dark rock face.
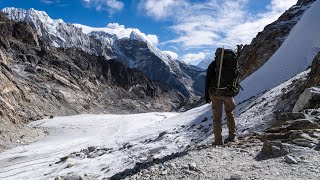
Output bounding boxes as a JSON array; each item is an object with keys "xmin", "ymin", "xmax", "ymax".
[
  {"xmin": 113, "ymin": 38, "xmax": 205, "ymax": 97},
  {"xmin": 237, "ymin": 0, "xmax": 316, "ymax": 80},
  {"xmin": 307, "ymin": 51, "xmax": 320, "ymax": 86},
  {"xmin": 0, "ymin": 16, "xmax": 185, "ymax": 149}
]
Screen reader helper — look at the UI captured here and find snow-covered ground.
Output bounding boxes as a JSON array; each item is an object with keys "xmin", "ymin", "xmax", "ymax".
[
  {"xmin": 0, "ymin": 108, "xmax": 209, "ymax": 179},
  {"xmin": 0, "ymin": 68, "xmax": 310, "ymax": 179}
]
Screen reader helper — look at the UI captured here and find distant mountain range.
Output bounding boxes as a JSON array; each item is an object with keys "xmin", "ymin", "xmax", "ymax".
[{"xmin": 2, "ymin": 7, "xmax": 205, "ymax": 98}]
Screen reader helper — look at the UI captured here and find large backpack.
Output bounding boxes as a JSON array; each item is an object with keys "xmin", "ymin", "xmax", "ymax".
[{"xmin": 210, "ymin": 48, "xmax": 240, "ymax": 97}]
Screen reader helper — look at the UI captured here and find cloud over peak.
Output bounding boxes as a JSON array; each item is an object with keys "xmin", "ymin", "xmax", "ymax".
[{"xmin": 74, "ymin": 22, "xmax": 159, "ymax": 46}]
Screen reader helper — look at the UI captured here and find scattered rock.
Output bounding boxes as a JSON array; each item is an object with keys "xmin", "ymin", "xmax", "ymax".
[
  {"xmin": 188, "ymin": 163, "xmax": 198, "ymax": 171},
  {"xmin": 285, "ymin": 155, "xmax": 298, "ymax": 164},
  {"xmin": 66, "ymin": 163, "xmax": 73, "ymax": 168},
  {"xmin": 258, "ymin": 141, "xmax": 291, "ymax": 159},
  {"xmin": 292, "ymin": 139, "xmax": 315, "ymax": 148},
  {"xmin": 167, "ymin": 163, "xmax": 176, "ymax": 169},
  {"xmin": 315, "ymin": 143, "xmax": 320, "ymax": 151},
  {"xmin": 161, "ymin": 170, "xmax": 168, "ymax": 175},
  {"xmin": 240, "ymin": 149, "xmax": 250, "ymax": 153},
  {"xmin": 88, "ymin": 146, "xmax": 96, "ymax": 152},
  {"xmin": 158, "ymin": 131, "xmax": 168, "ymax": 138},
  {"xmin": 56, "ymin": 156, "xmax": 69, "ymax": 164},
  {"xmin": 55, "ymin": 174, "xmax": 83, "ymax": 180},
  {"xmin": 227, "ymin": 174, "xmax": 242, "ymax": 180},
  {"xmin": 202, "ymin": 117, "xmax": 208, "ymax": 122}
]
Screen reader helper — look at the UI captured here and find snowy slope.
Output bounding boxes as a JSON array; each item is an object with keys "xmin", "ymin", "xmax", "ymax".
[
  {"xmin": 0, "ymin": 68, "xmax": 310, "ymax": 179},
  {"xmin": 237, "ymin": 1, "xmax": 320, "ymax": 103}
]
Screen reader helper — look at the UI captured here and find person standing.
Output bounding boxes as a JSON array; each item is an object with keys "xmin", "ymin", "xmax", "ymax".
[{"xmin": 205, "ymin": 47, "xmax": 240, "ymax": 145}]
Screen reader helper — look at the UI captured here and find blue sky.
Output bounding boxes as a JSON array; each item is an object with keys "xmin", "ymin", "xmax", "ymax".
[{"xmin": 0, "ymin": 0, "xmax": 297, "ymax": 65}]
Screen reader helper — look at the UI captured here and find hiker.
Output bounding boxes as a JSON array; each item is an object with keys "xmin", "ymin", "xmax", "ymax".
[{"xmin": 205, "ymin": 47, "xmax": 241, "ymax": 145}]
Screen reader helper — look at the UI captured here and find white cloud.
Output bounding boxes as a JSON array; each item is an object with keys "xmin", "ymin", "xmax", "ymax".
[
  {"xmin": 138, "ymin": 0, "xmax": 188, "ymax": 20},
  {"xmin": 74, "ymin": 23, "xmax": 159, "ymax": 46},
  {"xmin": 82, "ymin": 0, "xmax": 124, "ymax": 15},
  {"xmin": 139, "ymin": 0, "xmax": 297, "ymax": 49},
  {"xmin": 40, "ymin": 0, "xmax": 54, "ymax": 4},
  {"xmin": 162, "ymin": 50, "xmax": 178, "ymax": 60},
  {"xmin": 181, "ymin": 52, "xmax": 207, "ymax": 65}
]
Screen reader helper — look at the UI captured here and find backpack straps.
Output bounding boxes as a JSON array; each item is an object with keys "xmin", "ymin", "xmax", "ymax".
[{"xmin": 217, "ymin": 47, "xmax": 224, "ymax": 88}]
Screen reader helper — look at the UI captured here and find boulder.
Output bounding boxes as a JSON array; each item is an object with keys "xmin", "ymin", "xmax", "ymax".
[
  {"xmin": 285, "ymin": 155, "xmax": 298, "ymax": 164},
  {"xmin": 259, "ymin": 141, "xmax": 292, "ymax": 158},
  {"xmin": 293, "ymin": 87, "xmax": 320, "ymax": 112}
]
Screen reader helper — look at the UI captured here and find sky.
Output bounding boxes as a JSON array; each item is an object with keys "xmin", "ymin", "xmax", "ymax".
[{"xmin": 0, "ymin": 0, "xmax": 297, "ymax": 65}]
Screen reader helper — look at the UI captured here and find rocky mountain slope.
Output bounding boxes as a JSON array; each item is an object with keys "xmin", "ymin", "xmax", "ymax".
[
  {"xmin": 0, "ymin": 15, "xmax": 184, "ymax": 150},
  {"xmin": 237, "ymin": 0, "xmax": 316, "ymax": 80},
  {"xmin": 2, "ymin": 7, "xmax": 205, "ymax": 98}
]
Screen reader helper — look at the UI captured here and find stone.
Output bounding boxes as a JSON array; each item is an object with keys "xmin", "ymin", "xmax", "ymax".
[
  {"xmin": 293, "ymin": 87, "xmax": 320, "ymax": 112},
  {"xmin": 188, "ymin": 163, "xmax": 198, "ymax": 171},
  {"xmin": 161, "ymin": 170, "xmax": 168, "ymax": 175},
  {"xmin": 315, "ymin": 143, "xmax": 320, "ymax": 151},
  {"xmin": 240, "ymin": 149, "xmax": 250, "ymax": 153},
  {"xmin": 202, "ymin": 117, "xmax": 208, "ymax": 122},
  {"xmin": 228, "ymin": 174, "xmax": 242, "ymax": 180},
  {"xmin": 88, "ymin": 146, "xmax": 96, "ymax": 152},
  {"xmin": 285, "ymin": 155, "xmax": 298, "ymax": 164},
  {"xmin": 276, "ymin": 112, "xmax": 306, "ymax": 123},
  {"xmin": 167, "ymin": 163, "xmax": 176, "ymax": 169},
  {"xmin": 55, "ymin": 175, "xmax": 83, "ymax": 180},
  {"xmin": 259, "ymin": 141, "xmax": 291, "ymax": 158},
  {"xmin": 292, "ymin": 139, "xmax": 315, "ymax": 148},
  {"xmin": 284, "ymin": 119, "xmax": 320, "ymax": 131},
  {"xmin": 66, "ymin": 163, "xmax": 73, "ymax": 168},
  {"xmin": 158, "ymin": 131, "xmax": 168, "ymax": 138}
]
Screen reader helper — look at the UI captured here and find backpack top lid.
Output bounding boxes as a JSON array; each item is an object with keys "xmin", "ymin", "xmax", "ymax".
[
  {"xmin": 215, "ymin": 48, "xmax": 236, "ymax": 57},
  {"xmin": 215, "ymin": 48, "xmax": 237, "ymax": 68}
]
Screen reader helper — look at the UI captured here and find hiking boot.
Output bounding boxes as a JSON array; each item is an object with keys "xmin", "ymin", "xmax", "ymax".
[
  {"xmin": 212, "ymin": 141, "xmax": 223, "ymax": 146},
  {"xmin": 224, "ymin": 136, "xmax": 237, "ymax": 144}
]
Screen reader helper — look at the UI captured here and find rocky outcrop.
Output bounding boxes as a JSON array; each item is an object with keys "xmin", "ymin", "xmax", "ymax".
[
  {"xmin": 293, "ymin": 87, "xmax": 320, "ymax": 112},
  {"xmin": 237, "ymin": 0, "xmax": 315, "ymax": 80},
  {"xmin": 255, "ymin": 110, "xmax": 320, "ymax": 159}
]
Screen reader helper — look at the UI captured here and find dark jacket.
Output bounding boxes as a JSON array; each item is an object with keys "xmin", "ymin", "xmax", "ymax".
[{"xmin": 205, "ymin": 60, "xmax": 216, "ymax": 102}]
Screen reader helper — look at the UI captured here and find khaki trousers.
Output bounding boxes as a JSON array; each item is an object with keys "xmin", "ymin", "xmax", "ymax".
[{"xmin": 210, "ymin": 95, "xmax": 236, "ymax": 143}]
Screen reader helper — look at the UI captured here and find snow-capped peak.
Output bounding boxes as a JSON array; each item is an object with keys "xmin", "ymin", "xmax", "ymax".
[
  {"xmin": 129, "ymin": 30, "xmax": 146, "ymax": 43},
  {"xmin": 2, "ymin": 7, "xmax": 91, "ymax": 49}
]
